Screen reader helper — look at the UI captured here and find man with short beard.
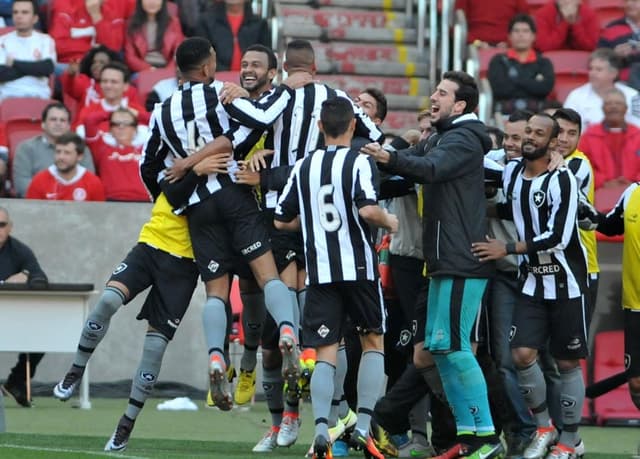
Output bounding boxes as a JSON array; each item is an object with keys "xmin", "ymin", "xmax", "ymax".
[
  {"xmin": 472, "ymin": 113, "xmax": 589, "ymax": 459},
  {"xmin": 25, "ymin": 132, "xmax": 105, "ymax": 201},
  {"xmin": 364, "ymin": 71, "xmax": 502, "ymax": 459}
]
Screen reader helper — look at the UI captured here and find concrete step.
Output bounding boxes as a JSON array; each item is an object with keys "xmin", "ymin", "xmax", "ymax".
[
  {"xmin": 313, "ymin": 42, "xmax": 424, "ymax": 63},
  {"xmin": 384, "ymin": 110, "xmax": 422, "ymax": 134},
  {"xmin": 316, "ymin": 59, "xmax": 428, "ymax": 77},
  {"xmin": 316, "ymin": 74, "xmax": 429, "ymax": 97},
  {"xmin": 280, "ymin": 6, "xmax": 410, "ymax": 28},
  {"xmin": 276, "ymin": 0, "xmax": 410, "ymax": 11},
  {"xmin": 282, "ymin": 21, "xmax": 418, "ymax": 43}
]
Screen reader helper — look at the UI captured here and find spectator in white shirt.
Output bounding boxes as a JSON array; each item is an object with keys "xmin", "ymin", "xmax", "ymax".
[
  {"xmin": 0, "ymin": 0, "xmax": 56, "ymax": 100},
  {"xmin": 564, "ymin": 48, "xmax": 640, "ymax": 131}
]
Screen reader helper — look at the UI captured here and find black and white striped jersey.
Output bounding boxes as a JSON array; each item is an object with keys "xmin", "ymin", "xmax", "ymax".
[
  {"xmin": 503, "ymin": 159, "xmax": 588, "ymax": 299},
  {"xmin": 226, "ymin": 82, "xmax": 384, "ymax": 208},
  {"xmin": 140, "ymin": 80, "xmax": 259, "ymax": 207},
  {"xmin": 275, "ymin": 145, "xmax": 380, "ymax": 285}
]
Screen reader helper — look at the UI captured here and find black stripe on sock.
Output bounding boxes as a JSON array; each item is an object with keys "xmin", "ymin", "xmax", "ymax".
[
  {"xmin": 78, "ymin": 345, "xmax": 95, "ymax": 354},
  {"xmin": 269, "ymin": 408, "xmax": 284, "ymax": 414},
  {"xmin": 531, "ymin": 402, "xmax": 548, "ymax": 414},
  {"xmin": 315, "ymin": 418, "xmax": 328, "ymax": 425},
  {"xmin": 563, "ymin": 423, "xmax": 579, "ymax": 433},
  {"xmin": 208, "ymin": 347, "xmax": 225, "ymax": 356},
  {"xmin": 358, "ymin": 407, "xmax": 374, "ymax": 416},
  {"xmin": 331, "ymin": 399, "xmax": 341, "ymax": 406},
  {"xmin": 128, "ymin": 398, "xmax": 144, "ymax": 409},
  {"xmin": 361, "ymin": 350, "xmax": 384, "ymax": 357},
  {"xmin": 279, "ymin": 321, "xmax": 295, "ymax": 330}
]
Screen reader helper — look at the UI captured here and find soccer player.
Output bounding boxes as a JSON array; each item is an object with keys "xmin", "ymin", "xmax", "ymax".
[
  {"xmin": 364, "ymin": 71, "xmax": 502, "ymax": 459},
  {"xmin": 275, "ymin": 97, "xmax": 398, "ymax": 459},
  {"xmin": 52, "ymin": 155, "xmax": 229, "ymax": 451},
  {"xmin": 583, "ymin": 183, "xmax": 640, "ymax": 427},
  {"xmin": 140, "ymin": 37, "xmax": 299, "ymax": 412},
  {"xmin": 472, "ymin": 113, "xmax": 589, "ymax": 459}
]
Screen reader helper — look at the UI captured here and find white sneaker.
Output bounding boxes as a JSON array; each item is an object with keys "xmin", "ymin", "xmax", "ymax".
[
  {"xmin": 53, "ymin": 370, "xmax": 82, "ymax": 401},
  {"xmin": 574, "ymin": 439, "xmax": 585, "ymax": 458},
  {"xmin": 253, "ymin": 427, "xmax": 279, "ymax": 453},
  {"xmin": 523, "ymin": 427, "xmax": 558, "ymax": 459},
  {"xmin": 209, "ymin": 357, "xmax": 232, "ymax": 411},
  {"xmin": 104, "ymin": 416, "xmax": 134, "ymax": 452},
  {"xmin": 545, "ymin": 444, "xmax": 575, "ymax": 459},
  {"xmin": 277, "ymin": 414, "xmax": 300, "ymax": 447}
]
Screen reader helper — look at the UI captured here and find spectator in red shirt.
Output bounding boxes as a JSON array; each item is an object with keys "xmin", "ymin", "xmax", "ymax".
[
  {"xmin": 195, "ymin": 0, "xmax": 269, "ymax": 71},
  {"xmin": 534, "ymin": 0, "xmax": 599, "ymax": 52},
  {"xmin": 124, "ymin": 0, "xmax": 184, "ymax": 73},
  {"xmin": 61, "ymin": 45, "xmax": 140, "ymax": 107},
  {"xmin": 49, "ymin": 0, "xmax": 130, "ymax": 66},
  {"xmin": 74, "ymin": 62, "xmax": 149, "ymax": 137},
  {"xmin": 455, "ymin": 0, "xmax": 529, "ymax": 48},
  {"xmin": 579, "ymin": 87, "xmax": 640, "ymax": 189},
  {"xmin": 597, "ymin": 0, "xmax": 640, "ymax": 86},
  {"xmin": 85, "ymin": 107, "xmax": 150, "ymax": 201},
  {"xmin": 25, "ymin": 132, "xmax": 105, "ymax": 201}
]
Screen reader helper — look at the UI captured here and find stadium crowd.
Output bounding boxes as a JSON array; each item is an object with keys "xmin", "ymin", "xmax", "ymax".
[{"xmin": 0, "ymin": 1, "xmax": 639, "ymax": 459}]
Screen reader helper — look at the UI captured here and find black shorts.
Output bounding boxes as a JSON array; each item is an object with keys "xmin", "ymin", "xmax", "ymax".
[
  {"xmin": 186, "ymin": 186, "xmax": 271, "ymax": 281},
  {"xmin": 109, "ymin": 243, "xmax": 199, "ymax": 339},
  {"xmin": 302, "ymin": 280, "xmax": 385, "ymax": 348},
  {"xmin": 625, "ymin": 309, "xmax": 640, "ymax": 378},
  {"xmin": 509, "ymin": 294, "xmax": 588, "ymax": 360},
  {"xmin": 271, "ymin": 230, "xmax": 305, "ymax": 272}
]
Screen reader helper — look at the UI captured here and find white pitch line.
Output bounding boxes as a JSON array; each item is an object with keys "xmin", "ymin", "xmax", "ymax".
[{"xmin": 0, "ymin": 443, "xmax": 149, "ymax": 459}]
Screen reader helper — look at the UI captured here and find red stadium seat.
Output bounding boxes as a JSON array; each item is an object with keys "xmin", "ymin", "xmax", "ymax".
[
  {"xmin": 544, "ymin": 50, "xmax": 590, "ymax": 102},
  {"xmin": 595, "ymin": 185, "xmax": 627, "ymax": 242},
  {"xmin": 593, "ymin": 330, "xmax": 640, "ymax": 425},
  {"xmin": 0, "ymin": 97, "xmax": 56, "ymax": 123},
  {"xmin": 590, "ymin": 0, "xmax": 625, "ymax": 28},
  {"xmin": 6, "ymin": 119, "xmax": 42, "ymax": 162},
  {"xmin": 135, "ymin": 66, "xmax": 177, "ymax": 109},
  {"xmin": 527, "ymin": 0, "xmax": 548, "ymax": 14},
  {"xmin": 477, "ymin": 47, "xmax": 503, "ymax": 79}
]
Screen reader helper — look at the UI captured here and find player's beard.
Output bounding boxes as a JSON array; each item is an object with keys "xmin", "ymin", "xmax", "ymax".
[
  {"xmin": 521, "ymin": 140, "xmax": 549, "ymax": 161},
  {"xmin": 241, "ymin": 73, "xmax": 268, "ymax": 93}
]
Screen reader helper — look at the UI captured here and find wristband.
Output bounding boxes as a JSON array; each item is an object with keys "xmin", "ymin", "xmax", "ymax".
[{"xmin": 505, "ymin": 242, "xmax": 517, "ymax": 255}]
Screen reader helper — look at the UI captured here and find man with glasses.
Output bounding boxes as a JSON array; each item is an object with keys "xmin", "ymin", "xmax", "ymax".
[
  {"xmin": 0, "ymin": 206, "xmax": 48, "ymax": 408},
  {"xmin": 84, "ymin": 108, "xmax": 150, "ymax": 202}
]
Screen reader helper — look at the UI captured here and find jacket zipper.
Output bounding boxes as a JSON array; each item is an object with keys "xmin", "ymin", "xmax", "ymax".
[{"xmin": 436, "ymin": 220, "xmax": 441, "ymax": 260}]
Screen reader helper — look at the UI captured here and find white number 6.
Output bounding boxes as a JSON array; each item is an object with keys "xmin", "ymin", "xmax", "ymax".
[{"xmin": 317, "ymin": 184, "xmax": 341, "ymax": 232}]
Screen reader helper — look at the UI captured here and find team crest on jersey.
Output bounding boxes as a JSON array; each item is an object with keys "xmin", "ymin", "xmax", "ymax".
[
  {"xmin": 317, "ymin": 324, "xmax": 330, "ymax": 338},
  {"xmin": 208, "ymin": 260, "xmax": 219, "ymax": 273},
  {"xmin": 112, "ymin": 263, "xmax": 127, "ymax": 275},
  {"xmin": 532, "ymin": 190, "xmax": 546, "ymax": 208},
  {"xmin": 625, "ymin": 353, "xmax": 631, "ymax": 370},
  {"xmin": 73, "ymin": 187, "xmax": 88, "ymax": 201}
]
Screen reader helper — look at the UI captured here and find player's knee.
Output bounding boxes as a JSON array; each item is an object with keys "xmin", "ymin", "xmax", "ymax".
[
  {"xmin": 413, "ymin": 347, "xmax": 434, "ymax": 369},
  {"xmin": 556, "ymin": 359, "xmax": 580, "ymax": 372},
  {"xmin": 360, "ymin": 332, "xmax": 383, "ymax": 352},
  {"xmin": 512, "ymin": 347, "xmax": 537, "ymax": 368},
  {"xmin": 262, "ymin": 348, "xmax": 281, "ymax": 369}
]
